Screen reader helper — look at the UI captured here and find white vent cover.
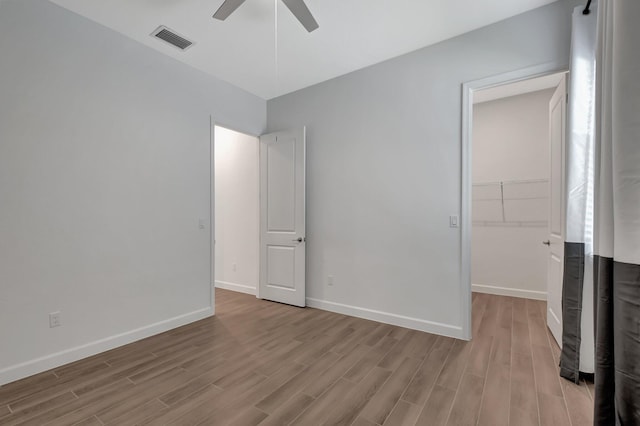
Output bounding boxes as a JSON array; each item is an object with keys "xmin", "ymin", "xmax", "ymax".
[{"xmin": 151, "ymin": 26, "xmax": 194, "ymax": 51}]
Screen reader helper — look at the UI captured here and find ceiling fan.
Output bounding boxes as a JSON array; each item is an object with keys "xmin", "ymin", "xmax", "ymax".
[{"xmin": 213, "ymin": 0, "xmax": 319, "ymax": 32}]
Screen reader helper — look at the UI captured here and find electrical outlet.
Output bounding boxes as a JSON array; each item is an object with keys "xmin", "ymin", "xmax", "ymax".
[
  {"xmin": 49, "ymin": 312, "xmax": 61, "ymax": 328},
  {"xmin": 327, "ymin": 275, "xmax": 334, "ymax": 286}
]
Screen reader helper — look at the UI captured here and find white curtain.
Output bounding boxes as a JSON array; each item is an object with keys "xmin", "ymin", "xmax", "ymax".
[
  {"xmin": 560, "ymin": 1, "xmax": 640, "ymax": 423},
  {"xmin": 596, "ymin": 0, "xmax": 640, "ymax": 266},
  {"xmin": 592, "ymin": 0, "xmax": 640, "ymax": 424},
  {"xmin": 559, "ymin": 4, "xmax": 597, "ymax": 383}
]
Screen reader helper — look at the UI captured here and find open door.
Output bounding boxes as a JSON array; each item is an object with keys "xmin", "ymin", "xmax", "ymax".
[
  {"xmin": 546, "ymin": 77, "xmax": 567, "ymax": 345},
  {"xmin": 259, "ymin": 128, "xmax": 306, "ymax": 307}
]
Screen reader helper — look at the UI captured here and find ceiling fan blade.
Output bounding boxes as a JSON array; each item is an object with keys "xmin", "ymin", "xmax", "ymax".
[
  {"xmin": 281, "ymin": 0, "xmax": 319, "ymax": 32},
  {"xmin": 213, "ymin": 0, "xmax": 247, "ymax": 20}
]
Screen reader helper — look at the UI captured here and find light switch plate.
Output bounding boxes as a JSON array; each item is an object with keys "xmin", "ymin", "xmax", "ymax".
[{"xmin": 450, "ymin": 215, "xmax": 459, "ymax": 228}]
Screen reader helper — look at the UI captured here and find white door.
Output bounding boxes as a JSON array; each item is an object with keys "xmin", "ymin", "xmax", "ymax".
[
  {"xmin": 259, "ymin": 128, "xmax": 306, "ymax": 307},
  {"xmin": 546, "ymin": 77, "xmax": 567, "ymax": 345}
]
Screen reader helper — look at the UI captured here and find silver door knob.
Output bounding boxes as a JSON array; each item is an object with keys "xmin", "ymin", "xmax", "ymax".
[{"xmin": 542, "ymin": 240, "xmax": 551, "ymax": 246}]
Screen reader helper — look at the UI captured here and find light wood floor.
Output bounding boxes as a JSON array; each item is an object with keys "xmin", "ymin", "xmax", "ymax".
[{"xmin": 0, "ymin": 289, "xmax": 594, "ymax": 425}]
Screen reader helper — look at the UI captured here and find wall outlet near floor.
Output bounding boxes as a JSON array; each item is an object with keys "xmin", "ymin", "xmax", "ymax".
[
  {"xmin": 49, "ymin": 311, "xmax": 61, "ymax": 328},
  {"xmin": 327, "ymin": 275, "xmax": 334, "ymax": 286}
]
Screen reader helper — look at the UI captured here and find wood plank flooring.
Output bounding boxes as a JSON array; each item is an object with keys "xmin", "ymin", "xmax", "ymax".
[{"xmin": 0, "ymin": 290, "xmax": 593, "ymax": 425}]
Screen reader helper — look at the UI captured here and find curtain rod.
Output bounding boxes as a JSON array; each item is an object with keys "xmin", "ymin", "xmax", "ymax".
[{"xmin": 583, "ymin": 0, "xmax": 592, "ymax": 15}]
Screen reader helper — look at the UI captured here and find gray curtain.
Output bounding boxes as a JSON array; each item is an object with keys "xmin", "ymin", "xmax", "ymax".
[{"xmin": 561, "ymin": 0, "xmax": 640, "ymax": 424}]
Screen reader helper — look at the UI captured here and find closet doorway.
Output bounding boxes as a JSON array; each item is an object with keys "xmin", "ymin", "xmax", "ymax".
[
  {"xmin": 467, "ymin": 71, "xmax": 568, "ymax": 344},
  {"xmin": 213, "ymin": 125, "xmax": 260, "ymax": 297}
]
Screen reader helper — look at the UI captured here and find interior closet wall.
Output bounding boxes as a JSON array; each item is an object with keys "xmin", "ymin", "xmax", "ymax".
[
  {"xmin": 214, "ymin": 127, "xmax": 259, "ymax": 295},
  {"xmin": 472, "ymin": 88, "xmax": 554, "ymax": 299}
]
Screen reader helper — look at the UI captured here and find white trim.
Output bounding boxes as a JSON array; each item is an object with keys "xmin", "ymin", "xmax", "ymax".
[
  {"xmin": 461, "ymin": 78, "xmax": 473, "ymax": 341},
  {"xmin": 472, "ymin": 284, "xmax": 547, "ymax": 301},
  {"xmin": 215, "ymin": 280, "xmax": 257, "ymax": 296},
  {"xmin": 306, "ymin": 297, "xmax": 464, "ymax": 340},
  {"xmin": 210, "ymin": 115, "xmax": 215, "ymax": 313},
  {"xmin": 0, "ymin": 307, "xmax": 213, "ymax": 386},
  {"xmin": 461, "ymin": 62, "xmax": 568, "ymax": 341}
]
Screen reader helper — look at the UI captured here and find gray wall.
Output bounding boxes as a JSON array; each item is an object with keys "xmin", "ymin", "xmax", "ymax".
[
  {"xmin": 0, "ymin": 0, "xmax": 265, "ymax": 384},
  {"xmin": 267, "ymin": 0, "xmax": 581, "ymax": 337}
]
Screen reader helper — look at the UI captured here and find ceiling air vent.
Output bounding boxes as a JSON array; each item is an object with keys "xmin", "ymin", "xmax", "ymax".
[{"xmin": 151, "ymin": 26, "xmax": 194, "ymax": 51}]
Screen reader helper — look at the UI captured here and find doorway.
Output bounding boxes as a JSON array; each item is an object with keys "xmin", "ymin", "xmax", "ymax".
[
  {"xmin": 461, "ymin": 67, "xmax": 568, "ymax": 343},
  {"xmin": 212, "ymin": 124, "xmax": 307, "ymax": 308},
  {"xmin": 213, "ymin": 125, "xmax": 260, "ymax": 299}
]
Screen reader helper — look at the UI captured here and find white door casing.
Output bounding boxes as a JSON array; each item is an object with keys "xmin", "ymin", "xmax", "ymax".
[
  {"xmin": 259, "ymin": 128, "xmax": 306, "ymax": 307},
  {"xmin": 546, "ymin": 77, "xmax": 567, "ymax": 346}
]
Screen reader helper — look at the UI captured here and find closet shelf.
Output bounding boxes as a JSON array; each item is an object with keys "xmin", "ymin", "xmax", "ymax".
[{"xmin": 472, "ymin": 179, "xmax": 549, "ymax": 227}]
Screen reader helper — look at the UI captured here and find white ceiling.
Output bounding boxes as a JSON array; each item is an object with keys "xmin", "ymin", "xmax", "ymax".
[
  {"xmin": 473, "ymin": 72, "xmax": 566, "ymax": 104},
  {"xmin": 50, "ymin": 0, "xmax": 558, "ymax": 100}
]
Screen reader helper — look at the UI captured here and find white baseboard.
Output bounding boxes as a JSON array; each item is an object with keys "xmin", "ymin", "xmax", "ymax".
[
  {"xmin": 472, "ymin": 284, "xmax": 547, "ymax": 301},
  {"xmin": 305, "ymin": 297, "xmax": 464, "ymax": 340},
  {"xmin": 0, "ymin": 307, "xmax": 213, "ymax": 386},
  {"xmin": 215, "ymin": 280, "xmax": 256, "ymax": 296}
]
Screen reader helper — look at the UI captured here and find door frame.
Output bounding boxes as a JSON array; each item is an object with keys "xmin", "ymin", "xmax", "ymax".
[
  {"xmin": 210, "ymin": 118, "xmax": 262, "ymax": 313},
  {"xmin": 460, "ymin": 62, "xmax": 568, "ymax": 340}
]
